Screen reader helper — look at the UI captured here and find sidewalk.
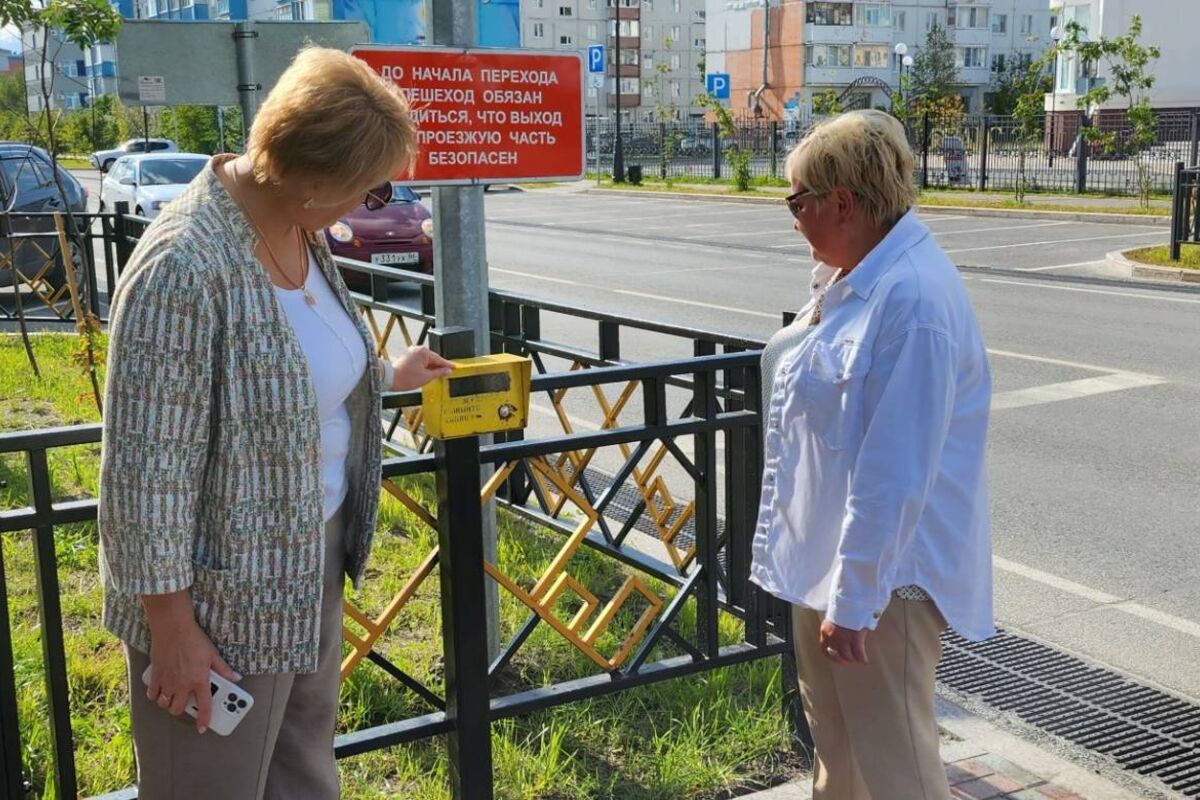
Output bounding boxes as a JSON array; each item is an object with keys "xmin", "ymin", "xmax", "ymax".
[{"xmin": 742, "ymin": 697, "xmax": 1147, "ymax": 800}]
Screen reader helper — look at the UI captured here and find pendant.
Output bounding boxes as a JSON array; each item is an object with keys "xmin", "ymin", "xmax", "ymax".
[{"xmin": 303, "ymin": 287, "xmax": 317, "ymax": 307}]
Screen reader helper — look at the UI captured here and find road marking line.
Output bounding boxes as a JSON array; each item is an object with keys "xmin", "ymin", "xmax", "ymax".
[
  {"xmin": 610, "ymin": 288, "xmax": 779, "ymax": 318},
  {"xmin": 492, "ymin": 268, "xmax": 592, "ymax": 287},
  {"xmin": 933, "ymin": 221, "xmax": 1072, "ymax": 237},
  {"xmin": 985, "ymin": 347, "xmax": 1157, "ymax": 376},
  {"xmin": 978, "ymin": 278, "xmax": 1200, "ymax": 304},
  {"xmin": 991, "ymin": 373, "xmax": 1166, "ymax": 411},
  {"xmin": 994, "ymin": 557, "xmax": 1200, "ymax": 640},
  {"xmin": 944, "ymin": 230, "xmax": 1164, "ymax": 254},
  {"xmin": 1015, "ymin": 260, "xmax": 1107, "ymax": 272}
]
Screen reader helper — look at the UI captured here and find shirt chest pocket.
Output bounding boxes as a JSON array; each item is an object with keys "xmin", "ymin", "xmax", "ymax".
[{"xmin": 799, "ymin": 340, "xmax": 872, "ymax": 450}]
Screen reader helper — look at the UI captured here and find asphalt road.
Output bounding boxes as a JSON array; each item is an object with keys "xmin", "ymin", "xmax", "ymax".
[
  {"xmin": 465, "ymin": 187, "xmax": 1200, "ymax": 706},
  {"xmin": 62, "ymin": 172, "xmax": 1200, "ymax": 705}
]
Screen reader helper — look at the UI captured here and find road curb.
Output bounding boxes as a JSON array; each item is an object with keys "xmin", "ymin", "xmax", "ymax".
[
  {"xmin": 588, "ymin": 188, "xmax": 1170, "ymax": 226},
  {"xmin": 1107, "ymin": 248, "xmax": 1200, "ymax": 282}
]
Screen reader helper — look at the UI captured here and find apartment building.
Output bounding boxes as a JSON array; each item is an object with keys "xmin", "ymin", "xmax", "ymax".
[
  {"xmin": 708, "ymin": 0, "xmax": 1055, "ymax": 119},
  {"xmin": 521, "ymin": 0, "xmax": 709, "ymax": 121}
]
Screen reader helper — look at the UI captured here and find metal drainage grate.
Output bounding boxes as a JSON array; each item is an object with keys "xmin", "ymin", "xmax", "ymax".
[{"xmin": 939, "ymin": 630, "xmax": 1200, "ymax": 797}]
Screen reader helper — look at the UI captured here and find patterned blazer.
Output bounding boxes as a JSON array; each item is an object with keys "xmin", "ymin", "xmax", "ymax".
[{"xmin": 99, "ymin": 160, "xmax": 383, "ymax": 674}]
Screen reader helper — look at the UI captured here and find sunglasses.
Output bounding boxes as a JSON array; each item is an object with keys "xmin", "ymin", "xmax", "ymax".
[
  {"xmin": 363, "ymin": 181, "xmax": 393, "ymax": 211},
  {"xmin": 785, "ymin": 188, "xmax": 818, "ymax": 219}
]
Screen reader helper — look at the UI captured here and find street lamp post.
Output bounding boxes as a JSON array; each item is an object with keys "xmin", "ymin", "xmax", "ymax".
[
  {"xmin": 1049, "ymin": 26, "xmax": 1062, "ymax": 164},
  {"xmin": 894, "ymin": 42, "xmax": 908, "ymax": 108}
]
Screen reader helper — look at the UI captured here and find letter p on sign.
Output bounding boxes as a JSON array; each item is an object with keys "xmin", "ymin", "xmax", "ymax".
[
  {"xmin": 706, "ymin": 73, "xmax": 730, "ymax": 100},
  {"xmin": 588, "ymin": 45, "xmax": 605, "ymax": 73}
]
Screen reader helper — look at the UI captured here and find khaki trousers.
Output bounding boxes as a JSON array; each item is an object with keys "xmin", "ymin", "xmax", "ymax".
[
  {"xmin": 792, "ymin": 598, "xmax": 950, "ymax": 800},
  {"xmin": 126, "ymin": 509, "xmax": 346, "ymax": 800}
]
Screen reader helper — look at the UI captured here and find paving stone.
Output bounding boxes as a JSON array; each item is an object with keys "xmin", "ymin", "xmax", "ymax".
[
  {"xmin": 952, "ymin": 774, "xmax": 1027, "ymax": 800},
  {"xmin": 946, "ymin": 759, "xmax": 997, "ymax": 785},
  {"xmin": 942, "ymin": 740, "xmax": 990, "ymax": 763},
  {"xmin": 1034, "ymin": 785, "xmax": 1083, "ymax": 800},
  {"xmin": 976, "ymin": 753, "xmax": 1043, "ymax": 788}
]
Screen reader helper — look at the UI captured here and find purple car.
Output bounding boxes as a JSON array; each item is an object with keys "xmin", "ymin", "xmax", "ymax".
[{"xmin": 325, "ymin": 183, "xmax": 434, "ymax": 289}]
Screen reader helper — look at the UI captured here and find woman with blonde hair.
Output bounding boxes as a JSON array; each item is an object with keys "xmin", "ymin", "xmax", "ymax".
[
  {"xmin": 751, "ymin": 110, "xmax": 994, "ymax": 800},
  {"xmin": 99, "ymin": 47, "xmax": 452, "ymax": 798}
]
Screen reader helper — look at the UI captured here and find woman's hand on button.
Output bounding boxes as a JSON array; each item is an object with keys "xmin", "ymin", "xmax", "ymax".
[{"xmin": 391, "ymin": 345, "xmax": 454, "ymax": 391}]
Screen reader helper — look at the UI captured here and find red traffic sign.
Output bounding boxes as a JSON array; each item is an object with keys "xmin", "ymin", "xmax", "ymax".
[{"xmin": 352, "ymin": 46, "xmax": 585, "ymax": 185}]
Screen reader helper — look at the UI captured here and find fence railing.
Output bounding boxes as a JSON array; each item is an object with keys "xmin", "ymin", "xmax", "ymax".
[
  {"xmin": 1, "ymin": 241, "xmax": 804, "ymax": 798},
  {"xmin": 1170, "ymin": 163, "xmax": 1200, "ymax": 261},
  {"xmin": 589, "ymin": 110, "xmax": 1200, "ymax": 196}
]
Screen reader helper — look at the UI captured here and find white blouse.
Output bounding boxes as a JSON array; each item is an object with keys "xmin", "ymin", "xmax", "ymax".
[
  {"xmin": 273, "ymin": 248, "xmax": 368, "ymax": 521},
  {"xmin": 749, "ymin": 210, "xmax": 995, "ymax": 641}
]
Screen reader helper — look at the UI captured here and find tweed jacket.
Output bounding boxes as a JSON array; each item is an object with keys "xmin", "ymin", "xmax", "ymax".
[{"xmin": 99, "ymin": 159, "xmax": 383, "ymax": 674}]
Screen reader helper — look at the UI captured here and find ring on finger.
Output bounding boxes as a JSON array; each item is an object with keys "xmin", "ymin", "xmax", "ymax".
[
  {"xmin": 824, "ymin": 646, "xmax": 840, "ymax": 658},
  {"xmin": 156, "ymin": 692, "xmax": 173, "ymax": 706}
]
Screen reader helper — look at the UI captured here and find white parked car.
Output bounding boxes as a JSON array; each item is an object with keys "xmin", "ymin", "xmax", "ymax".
[
  {"xmin": 100, "ymin": 153, "xmax": 210, "ymax": 219},
  {"xmin": 90, "ymin": 138, "xmax": 178, "ymax": 172}
]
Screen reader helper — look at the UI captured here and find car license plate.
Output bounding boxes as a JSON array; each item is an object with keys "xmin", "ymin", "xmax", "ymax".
[{"xmin": 371, "ymin": 252, "xmax": 420, "ymax": 266}]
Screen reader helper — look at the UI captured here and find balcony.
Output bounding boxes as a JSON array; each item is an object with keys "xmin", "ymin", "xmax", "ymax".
[
  {"xmin": 608, "ymin": 6, "xmax": 639, "ymax": 19},
  {"xmin": 607, "ymin": 93, "xmax": 641, "ymax": 108},
  {"xmin": 804, "ymin": 24, "xmax": 857, "ymax": 44},
  {"xmin": 948, "ymin": 27, "xmax": 991, "ymax": 46},
  {"xmin": 607, "ymin": 63, "xmax": 640, "ymax": 78},
  {"xmin": 607, "ymin": 35, "xmax": 640, "ymax": 50}
]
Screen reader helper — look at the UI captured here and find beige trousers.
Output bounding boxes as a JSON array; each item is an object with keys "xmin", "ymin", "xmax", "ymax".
[
  {"xmin": 125, "ymin": 509, "xmax": 346, "ymax": 800},
  {"xmin": 792, "ymin": 597, "xmax": 950, "ymax": 800}
]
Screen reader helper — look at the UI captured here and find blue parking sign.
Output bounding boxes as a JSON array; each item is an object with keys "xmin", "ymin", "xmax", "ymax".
[
  {"xmin": 588, "ymin": 45, "xmax": 605, "ymax": 73},
  {"xmin": 706, "ymin": 73, "xmax": 730, "ymax": 99}
]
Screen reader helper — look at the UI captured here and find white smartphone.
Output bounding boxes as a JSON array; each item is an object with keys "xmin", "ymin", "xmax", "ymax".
[{"xmin": 141, "ymin": 665, "xmax": 254, "ymax": 736}]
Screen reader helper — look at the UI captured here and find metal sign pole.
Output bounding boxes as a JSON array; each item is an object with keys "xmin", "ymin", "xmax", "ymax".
[
  {"xmin": 430, "ymin": 0, "xmax": 502, "ymax": 666},
  {"xmin": 234, "ymin": 22, "xmax": 260, "ymax": 137}
]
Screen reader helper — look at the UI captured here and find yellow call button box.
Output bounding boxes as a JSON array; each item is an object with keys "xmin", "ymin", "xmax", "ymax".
[{"xmin": 421, "ymin": 353, "xmax": 533, "ymax": 440}]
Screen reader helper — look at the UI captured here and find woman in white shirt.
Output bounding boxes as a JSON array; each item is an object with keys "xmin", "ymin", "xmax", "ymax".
[{"xmin": 750, "ymin": 110, "xmax": 993, "ymax": 800}]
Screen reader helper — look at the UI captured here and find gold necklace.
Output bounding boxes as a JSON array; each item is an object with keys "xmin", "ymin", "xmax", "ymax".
[{"xmin": 231, "ymin": 166, "xmax": 316, "ymax": 306}]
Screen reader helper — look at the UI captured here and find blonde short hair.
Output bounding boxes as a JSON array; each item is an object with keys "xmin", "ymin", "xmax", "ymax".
[
  {"xmin": 248, "ymin": 47, "xmax": 417, "ymax": 193},
  {"xmin": 785, "ymin": 110, "xmax": 916, "ymax": 228}
]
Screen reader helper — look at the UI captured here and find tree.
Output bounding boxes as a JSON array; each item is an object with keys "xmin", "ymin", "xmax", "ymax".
[
  {"xmin": 910, "ymin": 23, "xmax": 959, "ymax": 113},
  {"xmin": 0, "ymin": 0, "xmax": 123, "ymax": 407},
  {"xmin": 812, "ymin": 89, "xmax": 844, "ymax": 117},
  {"xmin": 1061, "ymin": 14, "xmax": 1160, "ymax": 207},
  {"xmin": 987, "ymin": 54, "xmax": 1051, "ymax": 116},
  {"xmin": 699, "ymin": 94, "xmax": 752, "ymax": 191},
  {"xmin": 1004, "ymin": 50, "xmax": 1056, "ymax": 203}
]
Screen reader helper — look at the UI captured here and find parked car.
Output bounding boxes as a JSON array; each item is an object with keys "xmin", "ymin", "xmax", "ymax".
[
  {"xmin": 90, "ymin": 138, "xmax": 178, "ymax": 173},
  {"xmin": 325, "ymin": 183, "xmax": 433, "ymax": 289},
  {"xmin": 99, "ymin": 153, "xmax": 210, "ymax": 219},
  {"xmin": 0, "ymin": 143, "xmax": 88, "ymax": 298}
]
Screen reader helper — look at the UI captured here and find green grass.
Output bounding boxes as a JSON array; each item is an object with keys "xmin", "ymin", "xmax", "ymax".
[
  {"xmin": 1125, "ymin": 245, "xmax": 1200, "ymax": 270},
  {"xmin": 1, "ymin": 333, "xmax": 799, "ymax": 799},
  {"xmin": 915, "ymin": 193, "xmax": 1169, "ymax": 217},
  {"xmin": 57, "ymin": 158, "xmax": 94, "ymax": 171}
]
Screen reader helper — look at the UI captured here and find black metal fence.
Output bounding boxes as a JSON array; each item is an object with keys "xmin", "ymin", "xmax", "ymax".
[
  {"xmin": 590, "ymin": 109, "xmax": 1200, "ymax": 196},
  {"xmin": 1170, "ymin": 163, "xmax": 1200, "ymax": 261},
  {"xmin": 1, "ymin": 233, "xmax": 802, "ymax": 798}
]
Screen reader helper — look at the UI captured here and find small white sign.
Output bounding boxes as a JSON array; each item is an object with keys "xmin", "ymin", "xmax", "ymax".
[
  {"xmin": 137, "ymin": 75, "xmax": 166, "ymax": 104},
  {"xmin": 588, "ymin": 72, "xmax": 605, "ymax": 90}
]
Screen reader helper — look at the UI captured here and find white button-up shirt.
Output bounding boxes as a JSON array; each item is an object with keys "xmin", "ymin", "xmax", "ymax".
[{"xmin": 750, "ymin": 210, "xmax": 994, "ymax": 641}]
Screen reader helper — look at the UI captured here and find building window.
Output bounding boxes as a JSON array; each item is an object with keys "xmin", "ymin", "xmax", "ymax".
[
  {"xmin": 643, "ymin": 23, "xmax": 653, "ymax": 40},
  {"xmin": 670, "ymin": 80, "xmax": 680, "ymax": 98},
  {"xmin": 587, "ymin": 23, "xmax": 597, "ymax": 39},
  {"xmin": 693, "ymin": 37, "xmax": 704, "ymax": 48},
  {"xmin": 856, "ymin": 4, "xmax": 891, "ymax": 27},
  {"xmin": 532, "ymin": 22, "xmax": 544, "ymax": 38},
  {"xmin": 535, "ymin": 0, "xmax": 543, "ymax": 6},
  {"xmin": 620, "ymin": 49, "xmax": 639, "ymax": 65},
  {"xmin": 1019, "ymin": 14, "xmax": 1033, "ymax": 35},
  {"xmin": 620, "ymin": 77, "xmax": 639, "ymax": 94},
  {"xmin": 643, "ymin": 0, "xmax": 652, "ymax": 8},
  {"xmin": 949, "ymin": 6, "xmax": 987, "ymax": 29},
  {"xmin": 807, "ymin": 44, "xmax": 851, "ymax": 67},
  {"xmin": 671, "ymin": 25, "xmax": 680, "ymax": 40},
  {"xmin": 925, "ymin": 11, "xmax": 940, "ymax": 32},
  {"xmin": 806, "ymin": 2, "xmax": 852, "ymax": 26},
  {"xmin": 671, "ymin": 0, "xmax": 679, "ymax": 11},
  {"xmin": 992, "ymin": 14, "xmax": 1006, "ymax": 34},
  {"xmin": 956, "ymin": 47, "xmax": 987, "ymax": 69},
  {"xmin": 991, "ymin": 53, "xmax": 1005, "ymax": 72},
  {"xmin": 894, "ymin": 10, "xmax": 906, "ymax": 32},
  {"xmin": 559, "ymin": 34, "xmax": 574, "ymax": 46},
  {"xmin": 643, "ymin": 52, "xmax": 653, "ymax": 70},
  {"xmin": 558, "ymin": 5, "xmax": 572, "ymax": 16},
  {"xmin": 670, "ymin": 53, "xmax": 680, "ymax": 70},
  {"xmin": 644, "ymin": 83, "xmax": 654, "ymax": 98},
  {"xmin": 610, "ymin": 19, "xmax": 639, "ymax": 36},
  {"xmin": 855, "ymin": 45, "xmax": 890, "ymax": 68},
  {"xmin": 588, "ymin": 0, "xmax": 596, "ymax": 6}
]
